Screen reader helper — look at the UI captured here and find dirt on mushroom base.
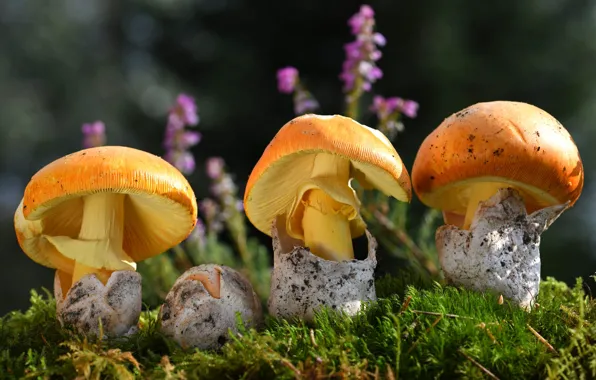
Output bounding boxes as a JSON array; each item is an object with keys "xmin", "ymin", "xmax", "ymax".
[{"xmin": 2, "ymin": 273, "xmax": 595, "ymax": 379}]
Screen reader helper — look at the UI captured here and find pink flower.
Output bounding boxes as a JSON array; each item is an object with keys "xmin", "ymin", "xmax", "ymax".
[
  {"xmin": 164, "ymin": 150, "xmax": 196, "ymax": 174},
  {"xmin": 81, "ymin": 121, "xmax": 106, "ymax": 148},
  {"xmin": 277, "ymin": 67, "xmax": 299, "ymax": 94},
  {"xmin": 201, "ymin": 157, "xmax": 246, "ymax": 236},
  {"xmin": 276, "ymin": 66, "xmax": 320, "ymax": 115},
  {"xmin": 169, "ymin": 94, "xmax": 199, "ymax": 128},
  {"xmin": 373, "ymin": 33, "xmax": 386, "ymax": 46},
  {"xmin": 400, "ymin": 99, "xmax": 419, "ymax": 118},
  {"xmin": 348, "ymin": 5, "xmax": 375, "ymax": 35},
  {"xmin": 199, "ymin": 198, "xmax": 224, "ymax": 234},
  {"xmin": 163, "ymin": 93, "xmax": 201, "ymax": 175},
  {"xmin": 371, "ymin": 96, "xmax": 419, "ymax": 118},
  {"xmin": 340, "ymin": 5, "xmax": 386, "ymax": 94},
  {"xmin": 293, "ymin": 90, "xmax": 319, "ymax": 115},
  {"xmin": 206, "ymin": 157, "xmax": 225, "ymax": 179},
  {"xmin": 187, "ymin": 218, "xmax": 207, "ymax": 249},
  {"xmin": 370, "ymin": 95, "xmax": 419, "ymax": 139}
]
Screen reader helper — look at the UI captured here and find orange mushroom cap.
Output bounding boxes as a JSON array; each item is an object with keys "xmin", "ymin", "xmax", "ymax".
[
  {"xmin": 14, "ymin": 146, "xmax": 198, "ymax": 272},
  {"xmin": 411, "ymin": 101, "xmax": 584, "ymax": 223},
  {"xmin": 244, "ymin": 114, "xmax": 412, "ymax": 238}
]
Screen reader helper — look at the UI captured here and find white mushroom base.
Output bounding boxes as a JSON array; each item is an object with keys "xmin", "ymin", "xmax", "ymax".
[
  {"xmin": 268, "ymin": 218, "xmax": 377, "ymax": 322},
  {"xmin": 54, "ymin": 270, "xmax": 142, "ymax": 337},
  {"xmin": 159, "ymin": 264, "xmax": 263, "ymax": 350},
  {"xmin": 436, "ymin": 188, "xmax": 568, "ymax": 309}
]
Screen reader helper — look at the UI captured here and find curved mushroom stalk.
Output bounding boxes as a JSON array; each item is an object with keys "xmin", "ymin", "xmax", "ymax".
[
  {"xmin": 436, "ymin": 188, "xmax": 569, "ymax": 310},
  {"xmin": 159, "ymin": 264, "xmax": 263, "ymax": 350},
  {"xmin": 54, "ymin": 270, "xmax": 142, "ymax": 337},
  {"xmin": 268, "ymin": 217, "xmax": 377, "ymax": 322}
]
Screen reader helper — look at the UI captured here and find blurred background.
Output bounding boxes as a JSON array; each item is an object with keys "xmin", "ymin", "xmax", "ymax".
[{"xmin": 2, "ymin": 0, "xmax": 596, "ymax": 314}]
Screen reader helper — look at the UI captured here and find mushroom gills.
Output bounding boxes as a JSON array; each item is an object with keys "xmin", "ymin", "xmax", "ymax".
[
  {"xmin": 44, "ymin": 192, "xmax": 136, "ymax": 285},
  {"xmin": 286, "ymin": 153, "xmax": 362, "ymax": 261}
]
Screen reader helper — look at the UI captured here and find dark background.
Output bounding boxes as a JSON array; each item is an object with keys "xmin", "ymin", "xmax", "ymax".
[{"xmin": 2, "ymin": 0, "xmax": 596, "ymax": 314}]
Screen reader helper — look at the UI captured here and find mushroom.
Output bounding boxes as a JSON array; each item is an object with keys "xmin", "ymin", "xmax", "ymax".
[
  {"xmin": 159, "ymin": 264, "xmax": 263, "ymax": 350},
  {"xmin": 14, "ymin": 146, "xmax": 198, "ymax": 336},
  {"xmin": 411, "ymin": 101, "xmax": 584, "ymax": 308},
  {"xmin": 244, "ymin": 114, "xmax": 412, "ymax": 320}
]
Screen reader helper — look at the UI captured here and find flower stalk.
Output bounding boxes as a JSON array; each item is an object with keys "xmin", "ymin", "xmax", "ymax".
[
  {"xmin": 163, "ymin": 94, "xmax": 201, "ymax": 175},
  {"xmin": 340, "ymin": 5, "xmax": 386, "ymax": 118}
]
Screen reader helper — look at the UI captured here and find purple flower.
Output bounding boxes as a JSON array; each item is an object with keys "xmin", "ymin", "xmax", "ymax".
[
  {"xmin": 373, "ymin": 33, "xmax": 386, "ymax": 47},
  {"xmin": 205, "ymin": 157, "xmax": 236, "ymax": 202},
  {"xmin": 81, "ymin": 121, "xmax": 106, "ymax": 148},
  {"xmin": 293, "ymin": 90, "xmax": 320, "ymax": 115},
  {"xmin": 276, "ymin": 66, "xmax": 320, "ymax": 116},
  {"xmin": 203, "ymin": 157, "xmax": 248, "ymax": 237},
  {"xmin": 164, "ymin": 128, "xmax": 201, "ymax": 150},
  {"xmin": 163, "ymin": 94, "xmax": 201, "ymax": 175},
  {"xmin": 187, "ymin": 218, "xmax": 207, "ymax": 249},
  {"xmin": 370, "ymin": 95, "xmax": 419, "ymax": 139},
  {"xmin": 211, "ymin": 176, "xmax": 237, "ymax": 199},
  {"xmin": 169, "ymin": 94, "xmax": 199, "ymax": 127},
  {"xmin": 348, "ymin": 4, "xmax": 375, "ymax": 35},
  {"xmin": 400, "ymin": 99, "xmax": 419, "ymax": 118},
  {"xmin": 164, "ymin": 150, "xmax": 196, "ymax": 174},
  {"xmin": 199, "ymin": 198, "xmax": 224, "ymax": 234},
  {"xmin": 277, "ymin": 67, "xmax": 299, "ymax": 94},
  {"xmin": 371, "ymin": 96, "xmax": 419, "ymax": 118},
  {"xmin": 340, "ymin": 5, "xmax": 386, "ymax": 94},
  {"xmin": 206, "ymin": 157, "xmax": 225, "ymax": 179}
]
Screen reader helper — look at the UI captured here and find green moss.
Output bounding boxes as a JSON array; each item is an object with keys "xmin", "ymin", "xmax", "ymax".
[{"xmin": 2, "ymin": 275, "xmax": 595, "ymax": 379}]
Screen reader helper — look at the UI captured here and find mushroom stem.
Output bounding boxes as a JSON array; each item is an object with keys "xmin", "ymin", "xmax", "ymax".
[
  {"xmin": 74, "ymin": 192, "xmax": 133, "ymax": 284},
  {"xmin": 302, "ymin": 189, "xmax": 354, "ymax": 261},
  {"xmin": 462, "ymin": 182, "xmax": 503, "ymax": 230},
  {"xmin": 72, "ymin": 261, "xmax": 112, "ymax": 287},
  {"xmin": 45, "ymin": 192, "xmax": 135, "ymax": 286}
]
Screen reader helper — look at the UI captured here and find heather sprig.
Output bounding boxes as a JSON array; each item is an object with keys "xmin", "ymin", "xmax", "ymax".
[
  {"xmin": 199, "ymin": 198, "xmax": 224, "ymax": 235},
  {"xmin": 371, "ymin": 95, "xmax": 419, "ymax": 140},
  {"xmin": 205, "ymin": 157, "xmax": 250, "ymax": 262},
  {"xmin": 163, "ymin": 94, "xmax": 201, "ymax": 175},
  {"xmin": 276, "ymin": 66, "xmax": 320, "ymax": 115},
  {"xmin": 186, "ymin": 218, "xmax": 207, "ymax": 251},
  {"xmin": 341, "ymin": 5, "xmax": 386, "ymax": 119},
  {"xmin": 81, "ymin": 121, "xmax": 106, "ymax": 148}
]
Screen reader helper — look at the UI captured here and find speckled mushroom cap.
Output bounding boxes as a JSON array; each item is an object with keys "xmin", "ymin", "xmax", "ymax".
[
  {"xmin": 243, "ymin": 114, "xmax": 412, "ymax": 238},
  {"xmin": 14, "ymin": 145, "xmax": 198, "ymax": 272},
  {"xmin": 411, "ymin": 101, "xmax": 584, "ymax": 221}
]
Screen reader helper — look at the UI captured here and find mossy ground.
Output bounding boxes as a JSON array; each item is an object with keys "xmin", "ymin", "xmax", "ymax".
[{"xmin": 2, "ymin": 273, "xmax": 596, "ymax": 380}]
